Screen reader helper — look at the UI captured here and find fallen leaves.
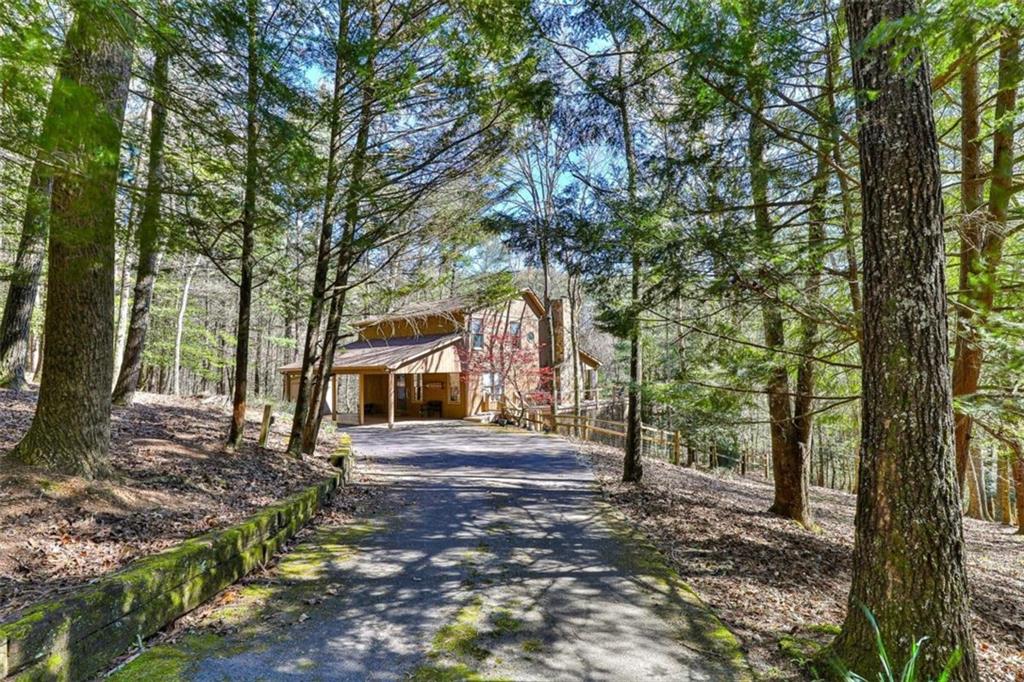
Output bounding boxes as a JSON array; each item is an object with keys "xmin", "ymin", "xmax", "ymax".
[
  {"xmin": 582, "ymin": 442, "xmax": 1024, "ymax": 682},
  {"xmin": 0, "ymin": 390, "xmax": 339, "ymax": 621}
]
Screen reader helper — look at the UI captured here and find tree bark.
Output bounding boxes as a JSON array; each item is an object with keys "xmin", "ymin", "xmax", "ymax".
[
  {"xmin": 996, "ymin": 451, "xmax": 1012, "ymax": 525},
  {"xmin": 1013, "ymin": 444, "xmax": 1024, "ymax": 534},
  {"xmin": 965, "ymin": 446, "xmax": 989, "ymax": 521},
  {"xmin": 301, "ymin": 7, "xmax": 377, "ymax": 455},
  {"xmin": 951, "ymin": 30, "xmax": 1020, "ymax": 489},
  {"xmin": 747, "ymin": 75, "xmax": 811, "ymax": 526},
  {"xmin": 287, "ymin": 0, "xmax": 351, "ymax": 456},
  {"xmin": 226, "ymin": 0, "xmax": 260, "ymax": 449},
  {"xmin": 113, "ymin": 38, "xmax": 170, "ymax": 405},
  {"xmin": 0, "ymin": 164, "xmax": 53, "ymax": 390},
  {"xmin": 4, "ymin": 1, "xmax": 136, "ymax": 478},
  {"xmin": 833, "ymin": 1, "xmax": 978, "ymax": 678},
  {"xmin": 173, "ymin": 258, "xmax": 199, "ymax": 395},
  {"xmin": 618, "ymin": 82, "xmax": 642, "ymax": 483}
]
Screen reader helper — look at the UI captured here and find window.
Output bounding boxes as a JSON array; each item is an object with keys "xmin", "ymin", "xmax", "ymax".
[
  {"xmin": 448, "ymin": 374, "xmax": 461, "ymax": 403},
  {"xmin": 509, "ymin": 321, "xmax": 521, "ymax": 348},
  {"xmin": 482, "ymin": 372, "xmax": 503, "ymax": 399},
  {"xmin": 413, "ymin": 374, "xmax": 423, "ymax": 402},
  {"xmin": 470, "ymin": 318, "xmax": 484, "ymax": 349}
]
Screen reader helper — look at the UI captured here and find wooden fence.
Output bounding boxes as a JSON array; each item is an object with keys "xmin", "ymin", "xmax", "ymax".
[{"xmin": 520, "ymin": 410, "xmax": 686, "ymax": 465}]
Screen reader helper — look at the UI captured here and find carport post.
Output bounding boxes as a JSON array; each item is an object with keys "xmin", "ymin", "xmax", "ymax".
[
  {"xmin": 387, "ymin": 371, "xmax": 395, "ymax": 429},
  {"xmin": 358, "ymin": 374, "xmax": 365, "ymax": 425}
]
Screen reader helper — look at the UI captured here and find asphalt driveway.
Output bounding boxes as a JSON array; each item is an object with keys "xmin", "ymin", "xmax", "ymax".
[{"xmin": 111, "ymin": 421, "xmax": 748, "ymax": 681}]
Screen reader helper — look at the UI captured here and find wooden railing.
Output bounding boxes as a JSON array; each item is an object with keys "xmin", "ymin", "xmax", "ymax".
[{"xmin": 519, "ymin": 411, "xmax": 684, "ymax": 465}]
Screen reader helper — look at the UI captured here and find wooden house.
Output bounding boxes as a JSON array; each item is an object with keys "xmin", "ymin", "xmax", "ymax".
[{"xmin": 278, "ymin": 289, "xmax": 601, "ymax": 426}]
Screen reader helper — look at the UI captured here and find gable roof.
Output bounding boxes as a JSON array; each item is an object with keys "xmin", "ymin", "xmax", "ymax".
[
  {"xmin": 279, "ymin": 333, "xmax": 460, "ymax": 373},
  {"xmin": 354, "ymin": 289, "xmax": 545, "ymax": 328}
]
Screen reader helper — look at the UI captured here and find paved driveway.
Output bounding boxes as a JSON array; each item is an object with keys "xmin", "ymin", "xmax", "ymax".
[{"xmin": 114, "ymin": 422, "xmax": 747, "ymax": 681}]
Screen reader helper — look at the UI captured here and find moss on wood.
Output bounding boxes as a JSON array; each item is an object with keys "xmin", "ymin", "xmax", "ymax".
[{"xmin": 0, "ymin": 472, "xmax": 342, "ymax": 681}]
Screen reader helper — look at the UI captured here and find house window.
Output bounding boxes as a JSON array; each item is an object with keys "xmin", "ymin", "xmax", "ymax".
[
  {"xmin": 470, "ymin": 318, "xmax": 484, "ymax": 349},
  {"xmin": 509, "ymin": 321, "xmax": 521, "ymax": 348},
  {"xmin": 482, "ymin": 372, "xmax": 503, "ymax": 399},
  {"xmin": 448, "ymin": 374, "xmax": 461, "ymax": 403},
  {"xmin": 413, "ymin": 374, "xmax": 423, "ymax": 401}
]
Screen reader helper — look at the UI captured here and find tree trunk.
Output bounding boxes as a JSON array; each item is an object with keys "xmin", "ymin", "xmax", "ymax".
[
  {"xmin": 0, "ymin": 164, "xmax": 53, "ymax": 390},
  {"xmin": 568, "ymin": 276, "xmax": 582, "ymax": 431},
  {"xmin": 286, "ymin": 0, "xmax": 351, "ymax": 456},
  {"xmin": 113, "ymin": 39, "xmax": 170, "ymax": 405},
  {"xmin": 997, "ymin": 451, "xmax": 1012, "ymax": 525},
  {"xmin": 965, "ymin": 446, "xmax": 989, "ymax": 521},
  {"xmin": 747, "ymin": 75, "xmax": 810, "ymax": 526},
  {"xmin": 4, "ymin": 2, "xmax": 136, "ymax": 478},
  {"xmin": 951, "ymin": 31, "xmax": 1020, "ymax": 491},
  {"xmin": 1013, "ymin": 444, "xmax": 1024, "ymax": 534},
  {"xmin": 226, "ymin": 0, "xmax": 260, "ymax": 450},
  {"xmin": 301, "ymin": 10, "xmax": 377, "ymax": 455},
  {"xmin": 833, "ymin": 1, "xmax": 978, "ymax": 678},
  {"xmin": 173, "ymin": 258, "xmax": 199, "ymax": 396},
  {"xmin": 618, "ymin": 82, "xmax": 642, "ymax": 483}
]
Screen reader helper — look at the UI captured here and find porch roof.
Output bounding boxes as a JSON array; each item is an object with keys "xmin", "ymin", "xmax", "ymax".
[{"xmin": 278, "ymin": 333, "xmax": 461, "ymax": 374}]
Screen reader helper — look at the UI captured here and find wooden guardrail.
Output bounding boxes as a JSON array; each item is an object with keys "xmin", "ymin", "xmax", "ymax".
[{"xmin": 518, "ymin": 410, "xmax": 683, "ymax": 465}]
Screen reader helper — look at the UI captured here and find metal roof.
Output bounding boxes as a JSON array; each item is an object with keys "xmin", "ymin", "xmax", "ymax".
[{"xmin": 279, "ymin": 333, "xmax": 460, "ymax": 373}]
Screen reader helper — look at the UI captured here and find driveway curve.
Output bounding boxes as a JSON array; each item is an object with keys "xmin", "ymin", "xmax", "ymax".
[{"xmin": 112, "ymin": 422, "xmax": 748, "ymax": 681}]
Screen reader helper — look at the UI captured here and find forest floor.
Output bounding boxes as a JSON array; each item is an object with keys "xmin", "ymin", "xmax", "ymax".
[
  {"xmin": 583, "ymin": 444, "xmax": 1024, "ymax": 681},
  {"xmin": 0, "ymin": 389, "xmax": 344, "ymax": 621}
]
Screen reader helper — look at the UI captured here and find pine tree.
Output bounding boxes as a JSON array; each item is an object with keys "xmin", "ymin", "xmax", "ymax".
[
  {"xmin": 833, "ymin": 0, "xmax": 979, "ymax": 677},
  {"xmin": 4, "ymin": 0, "xmax": 137, "ymax": 477}
]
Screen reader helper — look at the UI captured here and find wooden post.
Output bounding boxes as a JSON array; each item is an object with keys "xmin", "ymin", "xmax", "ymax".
[
  {"xmin": 331, "ymin": 374, "xmax": 338, "ymax": 422},
  {"xmin": 258, "ymin": 404, "xmax": 272, "ymax": 447},
  {"xmin": 673, "ymin": 431, "xmax": 681, "ymax": 465},
  {"xmin": 387, "ymin": 371, "xmax": 395, "ymax": 429},
  {"xmin": 358, "ymin": 374, "xmax": 365, "ymax": 425}
]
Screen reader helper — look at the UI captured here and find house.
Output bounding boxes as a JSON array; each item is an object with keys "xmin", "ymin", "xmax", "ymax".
[{"xmin": 278, "ymin": 289, "xmax": 601, "ymax": 426}]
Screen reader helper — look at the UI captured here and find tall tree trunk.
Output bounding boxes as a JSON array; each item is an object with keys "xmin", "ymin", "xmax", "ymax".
[
  {"xmin": 568, "ymin": 276, "xmax": 582, "ymax": 427},
  {"xmin": 286, "ymin": 1, "xmax": 350, "ymax": 456},
  {"xmin": 113, "ymin": 39, "xmax": 170, "ymax": 405},
  {"xmin": 301, "ymin": 10, "xmax": 376, "ymax": 455},
  {"xmin": 951, "ymin": 29, "xmax": 1020, "ymax": 488},
  {"xmin": 4, "ymin": 2, "xmax": 136, "ymax": 478},
  {"xmin": 173, "ymin": 258, "xmax": 199, "ymax": 396},
  {"xmin": 226, "ymin": 0, "xmax": 260, "ymax": 449},
  {"xmin": 0, "ymin": 166, "xmax": 53, "ymax": 390},
  {"xmin": 833, "ymin": 1, "xmax": 978, "ymax": 678},
  {"xmin": 112, "ymin": 232, "xmax": 133, "ymax": 380},
  {"xmin": 618, "ymin": 81, "xmax": 643, "ymax": 483},
  {"xmin": 785, "ymin": 132, "xmax": 830, "ymax": 528},
  {"xmin": 1013, "ymin": 444, "xmax": 1024, "ymax": 534},
  {"xmin": 996, "ymin": 451, "xmax": 1012, "ymax": 525},
  {"xmin": 747, "ymin": 77, "xmax": 809, "ymax": 525},
  {"xmin": 965, "ymin": 446, "xmax": 989, "ymax": 521},
  {"xmin": 951, "ymin": 39, "xmax": 985, "ymax": 489}
]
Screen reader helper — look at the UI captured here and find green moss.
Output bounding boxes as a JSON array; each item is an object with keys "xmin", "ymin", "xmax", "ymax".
[
  {"xmin": 779, "ymin": 634, "xmax": 823, "ymax": 668},
  {"xmin": 520, "ymin": 639, "xmax": 542, "ymax": 654},
  {"xmin": 432, "ymin": 597, "xmax": 488, "ymax": 661},
  {"xmin": 107, "ymin": 633, "xmax": 223, "ymax": 681},
  {"xmin": 108, "ymin": 646, "xmax": 189, "ymax": 681},
  {"xmin": 595, "ymin": 502, "xmax": 751, "ymax": 677},
  {"xmin": 488, "ymin": 610, "xmax": 521, "ymax": 635},
  {"xmin": 808, "ymin": 623, "xmax": 841, "ymax": 636}
]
